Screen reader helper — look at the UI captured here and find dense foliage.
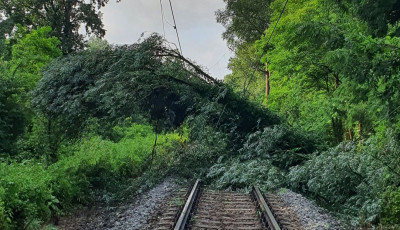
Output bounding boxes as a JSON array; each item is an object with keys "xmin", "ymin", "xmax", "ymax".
[
  {"xmin": 0, "ymin": 123, "xmax": 182, "ymax": 229},
  {"xmin": 220, "ymin": 0, "xmax": 400, "ymax": 227},
  {"xmin": 0, "ymin": 26, "xmax": 61, "ymax": 157},
  {"xmin": 0, "ymin": 78, "xmax": 24, "ymax": 153},
  {"xmin": 216, "ymin": 0, "xmax": 271, "ymax": 48},
  {"xmin": 32, "ymin": 34, "xmax": 284, "ymax": 151},
  {"xmin": 0, "ymin": 0, "xmax": 111, "ymax": 54},
  {"xmin": 288, "ymin": 132, "xmax": 400, "ymax": 225}
]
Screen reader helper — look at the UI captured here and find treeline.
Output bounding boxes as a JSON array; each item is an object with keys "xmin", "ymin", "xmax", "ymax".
[
  {"xmin": 223, "ymin": 0, "xmax": 400, "ymax": 144},
  {"xmin": 0, "ymin": 0, "xmax": 111, "ymax": 156},
  {"xmin": 219, "ymin": 0, "xmax": 400, "ymax": 227}
]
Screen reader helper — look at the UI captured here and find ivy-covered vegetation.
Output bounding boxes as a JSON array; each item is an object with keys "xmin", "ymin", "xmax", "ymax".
[{"xmin": 1, "ymin": 0, "xmax": 400, "ymax": 228}]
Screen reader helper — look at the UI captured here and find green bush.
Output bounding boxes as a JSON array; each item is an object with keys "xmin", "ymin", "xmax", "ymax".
[
  {"xmin": 0, "ymin": 163, "xmax": 56, "ymax": 229},
  {"xmin": 0, "ymin": 123, "xmax": 182, "ymax": 229},
  {"xmin": 169, "ymin": 117, "xmax": 227, "ymax": 178},
  {"xmin": 207, "ymin": 158, "xmax": 286, "ymax": 191},
  {"xmin": 50, "ymin": 123, "xmax": 182, "ymax": 201},
  {"xmin": 288, "ymin": 131, "xmax": 400, "ymax": 226},
  {"xmin": 239, "ymin": 125, "xmax": 316, "ymax": 169},
  {"xmin": 381, "ymin": 187, "xmax": 400, "ymax": 226},
  {"xmin": 204, "ymin": 125, "xmax": 313, "ymax": 191}
]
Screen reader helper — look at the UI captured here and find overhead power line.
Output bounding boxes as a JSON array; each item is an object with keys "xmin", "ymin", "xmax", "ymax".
[
  {"xmin": 159, "ymin": 0, "xmax": 166, "ymax": 38},
  {"xmin": 265, "ymin": 0, "xmax": 289, "ymax": 46},
  {"xmin": 242, "ymin": 0, "xmax": 289, "ymax": 96},
  {"xmin": 168, "ymin": 0, "xmax": 183, "ymax": 55}
]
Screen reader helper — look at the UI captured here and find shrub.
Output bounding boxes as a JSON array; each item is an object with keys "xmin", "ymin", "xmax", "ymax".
[
  {"xmin": 239, "ymin": 125, "xmax": 316, "ymax": 169},
  {"xmin": 207, "ymin": 158, "xmax": 286, "ymax": 191},
  {"xmin": 381, "ymin": 187, "xmax": 400, "ymax": 226},
  {"xmin": 169, "ymin": 117, "xmax": 228, "ymax": 178},
  {"xmin": 0, "ymin": 163, "xmax": 56, "ymax": 229},
  {"xmin": 0, "ymin": 123, "xmax": 182, "ymax": 229},
  {"xmin": 203, "ymin": 125, "xmax": 313, "ymax": 191},
  {"xmin": 51, "ymin": 124, "xmax": 182, "ymax": 198},
  {"xmin": 288, "ymin": 130, "xmax": 400, "ymax": 226}
]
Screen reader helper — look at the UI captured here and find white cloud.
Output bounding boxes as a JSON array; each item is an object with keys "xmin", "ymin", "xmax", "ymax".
[{"xmin": 100, "ymin": 0, "xmax": 232, "ymax": 79}]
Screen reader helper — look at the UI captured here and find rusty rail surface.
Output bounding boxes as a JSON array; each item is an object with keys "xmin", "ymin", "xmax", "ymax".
[
  {"xmin": 155, "ymin": 180, "xmax": 289, "ymax": 230},
  {"xmin": 252, "ymin": 186, "xmax": 281, "ymax": 230},
  {"xmin": 173, "ymin": 179, "xmax": 201, "ymax": 230}
]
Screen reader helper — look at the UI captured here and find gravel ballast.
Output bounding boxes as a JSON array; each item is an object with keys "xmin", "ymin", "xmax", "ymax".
[
  {"xmin": 58, "ymin": 181, "xmax": 344, "ymax": 230},
  {"xmin": 57, "ymin": 178, "xmax": 177, "ymax": 230},
  {"xmin": 278, "ymin": 189, "xmax": 343, "ymax": 230}
]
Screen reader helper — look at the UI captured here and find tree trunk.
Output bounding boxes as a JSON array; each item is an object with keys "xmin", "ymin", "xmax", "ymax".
[
  {"xmin": 62, "ymin": 0, "xmax": 72, "ymax": 54},
  {"xmin": 265, "ymin": 65, "xmax": 270, "ymax": 100},
  {"xmin": 334, "ymin": 73, "xmax": 340, "ymax": 89},
  {"xmin": 149, "ymin": 119, "xmax": 159, "ymax": 169},
  {"xmin": 347, "ymin": 129, "xmax": 353, "ymax": 140}
]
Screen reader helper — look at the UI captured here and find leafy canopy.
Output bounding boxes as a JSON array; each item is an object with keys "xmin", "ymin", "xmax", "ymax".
[
  {"xmin": 216, "ymin": 0, "xmax": 271, "ymax": 48},
  {"xmin": 0, "ymin": 26, "xmax": 61, "ymax": 155},
  {"xmin": 0, "ymin": 0, "xmax": 111, "ymax": 54},
  {"xmin": 33, "ymin": 34, "xmax": 281, "ymax": 147}
]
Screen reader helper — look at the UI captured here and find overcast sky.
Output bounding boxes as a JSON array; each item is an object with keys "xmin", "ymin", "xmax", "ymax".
[{"xmin": 100, "ymin": 0, "xmax": 233, "ymax": 79}]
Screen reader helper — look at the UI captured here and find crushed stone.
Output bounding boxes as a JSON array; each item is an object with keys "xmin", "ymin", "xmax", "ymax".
[
  {"xmin": 278, "ymin": 189, "xmax": 344, "ymax": 230},
  {"xmin": 57, "ymin": 178, "xmax": 177, "ymax": 230}
]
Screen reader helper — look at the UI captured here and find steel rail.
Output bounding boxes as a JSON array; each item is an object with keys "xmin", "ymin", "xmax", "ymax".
[
  {"xmin": 252, "ymin": 186, "xmax": 281, "ymax": 230},
  {"xmin": 174, "ymin": 179, "xmax": 201, "ymax": 230}
]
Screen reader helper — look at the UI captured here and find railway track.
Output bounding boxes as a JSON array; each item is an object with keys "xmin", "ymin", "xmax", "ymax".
[{"xmin": 152, "ymin": 180, "xmax": 300, "ymax": 230}]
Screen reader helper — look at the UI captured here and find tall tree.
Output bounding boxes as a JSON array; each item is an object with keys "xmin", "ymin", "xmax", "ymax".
[
  {"xmin": 217, "ymin": 0, "xmax": 273, "ymax": 102},
  {"xmin": 0, "ymin": 74, "xmax": 25, "ymax": 154},
  {"xmin": 334, "ymin": 0, "xmax": 400, "ymax": 36},
  {"xmin": 224, "ymin": 43, "xmax": 265, "ymax": 103},
  {"xmin": 216, "ymin": 0, "xmax": 271, "ymax": 48},
  {"xmin": 0, "ymin": 26, "xmax": 61, "ymax": 155},
  {"xmin": 0, "ymin": 0, "xmax": 110, "ymax": 54},
  {"xmin": 253, "ymin": 0, "xmax": 400, "ymax": 143},
  {"xmin": 10, "ymin": 26, "xmax": 61, "ymax": 88}
]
